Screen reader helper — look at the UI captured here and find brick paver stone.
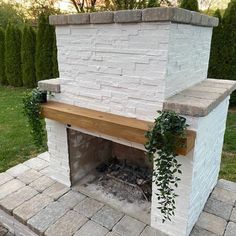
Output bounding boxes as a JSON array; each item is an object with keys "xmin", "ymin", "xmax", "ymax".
[
  {"xmin": 0, "ymin": 223, "xmax": 9, "ymax": 235},
  {"xmin": 74, "ymin": 198, "xmax": 104, "ymax": 218},
  {"xmin": 113, "ymin": 215, "xmax": 146, "ymax": 236},
  {"xmin": 0, "ymin": 173, "xmax": 13, "ymax": 186},
  {"xmin": 230, "ymin": 207, "xmax": 236, "ymax": 223},
  {"xmin": 92, "ymin": 206, "xmax": 124, "ymax": 230},
  {"xmin": 74, "ymin": 220, "xmax": 109, "ymax": 236},
  {"xmin": 0, "ymin": 179, "xmax": 25, "ymax": 200},
  {"xmin": 224, "ymin": 222, "xmax": 236, "ymax": 236},
  {"xmin": 17, "ymin": 169, "xmax": 42, "ymax": 185},
  {"xmin": 190, "ymin": 226, "xmax": 217, "ymax": 236},
  {"xmin": 27, "ymin": 201, "xmax": 68, "ymax": 235},
  {"xmin": 6, "ymin": 164, "xmax": 30, "ymax": 177},
  {"xmin": 24, "ymin": 158, "xmax": 49, "ymax": 171},
  {"xmin": 57, "ymin": 190, "xmax": 86, "ymax": 210},
  {"xmin": 45, "ymin": 210, "xmax": 88, "ymax": 236},
  {"xmin": 29, "ymin": 176, "xmax": 55, "ymax": 192},
  {"xmin": 204, "ymin": 197, "xmax": 233, "ymax": 220},
  {"xmin": 217, "ymin": 179, "xmax": 236, "ymax": 193},
  {"xmin": 0, "ymin": 186, "xmax": 38, "ymax": 214},
  {"xmin": 13, "ymin": 193, "xmax": 53, "ymax": 224},
  {"xmin": 211, "ymin": 187, "xmax": 236, "ymax": 205},
  {"xmin": 13, "ymin": 221, "xmax": 37, "ymax": 236},
  {"xmin": 140, "ymin": 226, "xmax": 168, "ymax": 236},
  {"xmin": 43, "ymin": 182, "xmax": 69, "ymax": 200},
  {"xmin": 106, "ymin": 232, "xmax": 121, "ymax": 236},
  {"xmin": 39, "ymin": 166, "xmax": 51, "ymax": 177},
  {"xmin": 37, "ymin": 152, "xmax": 50, "ymax": 162},
  {"xmin": 196, "ymin": 212, "xmax": 227, "ymax": 235}
]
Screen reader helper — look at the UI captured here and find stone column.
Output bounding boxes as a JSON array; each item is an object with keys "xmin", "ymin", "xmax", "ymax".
[
  {"xmin": 151, "ymin": 86, "xmax": 233, "ymax": 236},
  {"xmin": 45, "ymin": 119, "xmax": 71, "ymax": 186}
]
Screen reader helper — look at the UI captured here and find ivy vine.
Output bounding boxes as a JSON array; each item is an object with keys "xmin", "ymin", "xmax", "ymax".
[
  {"xmin": 145, "ymin": 110, "xmax": 188, "ymax": 223},
  {"xmin": 22, "ymin": 88, "xmax": 47, "ymax": 147}
]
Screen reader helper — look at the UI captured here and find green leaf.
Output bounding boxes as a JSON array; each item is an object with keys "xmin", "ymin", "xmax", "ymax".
[{"xmin": 144, "ymin": 110, "xmax": 186, "ymax": 223}]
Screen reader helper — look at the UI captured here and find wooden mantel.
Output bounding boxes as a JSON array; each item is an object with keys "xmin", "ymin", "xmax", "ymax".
[{"xmin": 41, "ymin": 101, "xmax": 196, "ymax": 155}]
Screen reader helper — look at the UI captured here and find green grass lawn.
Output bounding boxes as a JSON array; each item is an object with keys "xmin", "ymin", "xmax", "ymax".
[
  {"xmin": 0, "ymin": 86, "xmax": 236, "ymax": 182},
  {"xmin": 0, "ymin": 86, "xmax": 46, "ymax": 172},
  {"xmin": 220, "ymin": 110, "xmax": 236, "ymax": 182}
]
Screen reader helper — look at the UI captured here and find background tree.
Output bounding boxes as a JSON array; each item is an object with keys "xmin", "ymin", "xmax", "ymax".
[
  {"xmin": 180, "ymin": 0, "xmax": 199, "ymax": 11},
  {"xmin": 22, "ymin": 0, "xmax": 60, "ymax": 23},
  {"xmin": 0, "ymin": 27, "xmax": 7, "ymax": 85},
  {"xmin": 69, "ymin": 0, "xmax": 171, "ymax": 12},
  {"xmin": 35, "ymin": 14, "xmax": 55, "ymax": 81},
  {"xmin": 199, "ymin": 0, "xmax": 230, "ymax": 13},
  {"xmin": 111, "ymin": 0, "xmax": 142, "ymax": 10},
  {"xmin": 0, "ymin": 2, "xmax": 25, "ymax": 29},
  {"xmin": 5, "ymin": 24, "xmax": 22, "ymax": 87},
  {"xmin": 70, "ymin": 0, "xmax": 97, "ymax": 12},
  {"xmin": 22, "ymin": 25, "xmax": 36, "ymax": 88},
  {"xmin": 147, "ymin": 0, "xmax": 160, "ymax": 8}
]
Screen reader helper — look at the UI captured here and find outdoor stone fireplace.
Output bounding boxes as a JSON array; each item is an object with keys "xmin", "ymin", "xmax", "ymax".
[{"xmin": 39, "ymin": 7, "xmax": 236, "ymax": 236}]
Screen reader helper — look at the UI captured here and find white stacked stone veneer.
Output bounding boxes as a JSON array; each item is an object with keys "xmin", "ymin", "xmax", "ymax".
[
  {"xmin": 39, "ymin": 7, "xmax": 236, "ymax": 236},
  {"xmin": 53, "ymin": 22, "xmax": 213, "ymax": 121},
  {"xmin": 45, "ymin": 119, "xmax": 70, "ymax": 186}
]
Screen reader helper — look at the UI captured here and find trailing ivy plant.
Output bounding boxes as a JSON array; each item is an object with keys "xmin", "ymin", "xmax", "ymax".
[
  {"xmin": 23, "ymin": 88, "xmax": 47, "ymax": 147},
  {"xmin": 145, "ymin": 110, "xmax": 188, "ymax": 223}
]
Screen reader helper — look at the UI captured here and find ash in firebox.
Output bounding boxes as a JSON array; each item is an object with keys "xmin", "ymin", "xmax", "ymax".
[{"xmin": 95, "ymin": 157, "xmax": 152, "ymax": 203}]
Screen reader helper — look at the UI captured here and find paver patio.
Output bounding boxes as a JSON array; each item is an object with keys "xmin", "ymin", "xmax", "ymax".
[{"xmin": 0, "ymin": 152, "xmax": 235, "ymax": 236}]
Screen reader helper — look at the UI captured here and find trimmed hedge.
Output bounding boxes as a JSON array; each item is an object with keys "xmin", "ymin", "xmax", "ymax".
[
  {"xmin": 180, "ymin": 0, "xmax": 199, "ymax": 12},
  {"xmin": 22, "ymin": 25, "xmax": 36, "ymax": 88},
  {"xmin": 35, "ymin": 14, "xmax": 47, "ymax": 82},
  {"xmin": 208, "ymin": 10, "xmax": 223, "ymax": 79},
  {"xmin": 52, "ymin": 32, "xmax": 59, "ymax": 78},
  {"xmin": 208, "ymin": 0, "xmax": 236, "ymax": 105},
  {"xmin": 147, "ymin": 0, "xmax": 160, "ymax": 8},
  {"xmin": 222, "ymin": 0, "xmax": 236, "ymax": 81},
  {"xmin": 0, "ymin": 27, "xmax": 7, "ymax": 85},
  {"xmin": 36, "ymin": 14, "xmax": 58, "ymax": 82},
  {"xmin": 5, "ymin": 24, "xmax": 22, "ymax": 87},
  {"xmin": 2, "ymin": 16, "xmax": 59, "ymax": 88}
]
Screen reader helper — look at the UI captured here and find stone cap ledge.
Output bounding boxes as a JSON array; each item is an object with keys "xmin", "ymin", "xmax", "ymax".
[
  {"xmin": 49, "ymin": 7, "xmax": 218, "ymax": 27},
  {"xmin": 38, "ymin": 79, "xmax": 61, "ymax": 93},
  {"xmin": 164, "ymin": 79, "xmax": 236, "ymax": 117}
]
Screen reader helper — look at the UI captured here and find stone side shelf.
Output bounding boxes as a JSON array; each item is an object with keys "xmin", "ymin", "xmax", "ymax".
[
  {"xmin": 164, "ymin": 79, "xmax": 236, "ymax": 117},
  {"xmin": 38, "ymin": 79, "xmax": 61, "ymax": 93},
  {"xmin": 49, "ymin": 7, "xmax": 218, "ymax": 27},
  {"xmin": 39, "ymin": 78, "xmax": 236, "ymax": 118}
]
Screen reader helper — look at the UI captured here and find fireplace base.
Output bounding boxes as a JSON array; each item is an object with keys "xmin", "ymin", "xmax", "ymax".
[
  {"xmin": 72, "ymin": 168, "xmax": 151, "ymax": 224},
  {"xmin": 45, "ymin": 96, "xmax": 230, "ymax": 236}
]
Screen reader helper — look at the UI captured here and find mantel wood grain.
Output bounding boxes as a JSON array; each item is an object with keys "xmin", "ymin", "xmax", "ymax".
[{"xmin": 41, "ymin": 101, "xmax": 196, "ymax": 155}]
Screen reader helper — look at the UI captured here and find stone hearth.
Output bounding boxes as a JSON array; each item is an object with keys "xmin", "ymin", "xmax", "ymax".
[{"xmin": 67, "ymin": 128, "xmax": 152, "ymax": 223}]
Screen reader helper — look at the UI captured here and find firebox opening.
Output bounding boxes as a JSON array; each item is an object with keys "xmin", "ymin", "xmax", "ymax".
[{"xmin": 67, "ymin": 128, "xmax": 152, "ymax": 224}]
